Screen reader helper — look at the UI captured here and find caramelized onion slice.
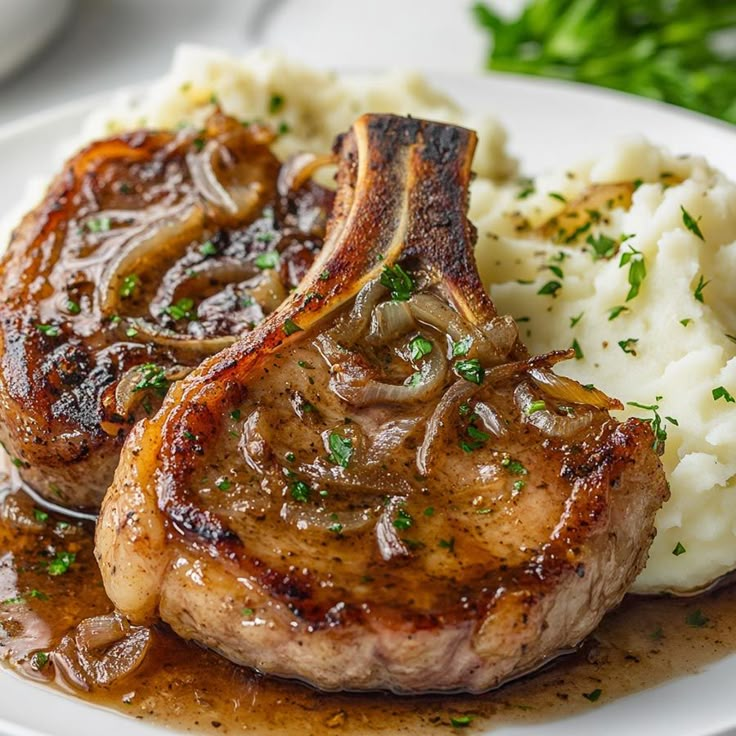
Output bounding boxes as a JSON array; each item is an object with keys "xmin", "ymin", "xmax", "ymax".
[
  {"xmin": 528, "ymin": 367, "xmax": 622, "ymax": 410},
  {"xmin": 115, "ymin": 363, "xmax": 193, "ymax": 418},
  {"xmin": 53, "ymin": 612, "xmax": 152, "ymax": 690},
  {"xmin": 515, "ymin": 381, "xmax": 594, "ymax": 438},
  {"xmin": 278, "ymin": 152, "xmax": 337, "ymax": 196}
]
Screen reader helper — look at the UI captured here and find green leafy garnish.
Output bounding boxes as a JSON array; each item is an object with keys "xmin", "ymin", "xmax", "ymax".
[
  {"xmin": 133, "ymin": 363, "xmax": 169, "ymax": 396},
  {"xmin": 548, "ymin": 191, "xmax": 566, "ymax": 202},
  {"xmin": 454, "ymin": 358, "xmax": 484, "ymax": 385},
  {"xmin": 608, "ymin": 305, "xmax": 629, "ymax": 321},
  {"xmin": 380, "ymin": 264, "xmax": 414, "ymax": 301},
  {"xmin": 33, "ymin": 508, "xmax": 49, "ymax": 523},
  {"xmin": 586, "ymin": 233, "xmax": 617, "ymax": 260},
  {"xmin": 450, "ymin": 714, "xmax": 474, "ymax": 728},
  {"xmin": 693, "ymin": 275, "xmax": 710, "ymax": 303},
  {"xmin": 392, "ymin": 508, "xmax": 414, "ymax": 531},
  {"xmin": 712, "ymin": 386, "xmax": 735, "ymax": 403},
  {"xmin": 686, "ymin": 609, "xmax": 709, "ymax": 628},
  {"xmin": 618, "ymin": 338, "xmax": 639, "ymax": 355},
  {"xmin": 66, "ymin": 299, "xmax": 81, "ymax": 315},
  {"xmin": 269, "ymin": 93, "xmax": 284, "ymax": 114},
  {"xmin": 583, "ymin": 689, "xmax": 602, "ymax": 703},
  {"xmin": 619, "ymin": 246, "xmax": 646, "ymax": 301},
  {"xmin": 283, "ymin": 318, "xmax": 302, "ymax": 336},
  {"xmin": 291, "ymin": 481, "xmax": 311, "ymax": 503},
  {"xmin": 569, "ymin": 312, "xmax": 583, "ymax": 327},
  {"xmin": 47, "ymin": 551, "xmax": 76, "ymax": 576},
  {"xmin": 537, "ymin": 280, "xmax": 561, "ymax": 296},
  {"xmin": 526, "ymin": 399, "xmax": 546, "ymax": 415},
  {"xmin": 681, "ymin": 206, "xmax": 705, "ymax": 240},
  {"xmin": 452, "ymin": 337, "xmax": 472, "ymax": 357},
  {"xmin": 571, "ymin": 338, "xmax": 583, "ymax": 360},
  {"xmin": 36, "ymin": 324, "xmax": 60, "ymax": 337},
  {"xmin": 215, "ymin": 477, "xmax": 232, "ymax": 492},
  {"xmin": 501, "ymin": 456, "xmax": 527, "ymax": 475},
  {"xmin": 672, "ymin": 542, "xmax": 686, "ymax": 556},
  {"xmin": 86, "ymin": 217, "xmax": 111, "ymax": 233},
  {"xmin": 328, "ymin": 432, "xmax": 353, "ymax": 468},
  {"xmin": 627, "ymin": 398, "xmax": 668, "ymax": 452},
  {"xmin": 200, "ymin": 240, "xmax": 217, "ymax": 257},
  {"xmin": 31, "ymin": 652, "xmax": 49, "ymax": 670},
  {"xmin": 119, "ymin": 274, "xmax": 139, "ymax": 299},
  {"xmin": 255, "ymin": 251, "xmax": 279, "ymax": 270},
  {"xmin": 165, "ymin": 297, "xmax": 195, "ymax": 321},
  {"xmin": 409, "ymin": 335, "xmax": 433, "ymax": 361}
]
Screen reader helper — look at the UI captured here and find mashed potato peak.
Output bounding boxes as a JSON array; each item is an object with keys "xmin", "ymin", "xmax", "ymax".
[{"xmin": 5, "ymin": 46, "xmax": 736, "ymax": 594}]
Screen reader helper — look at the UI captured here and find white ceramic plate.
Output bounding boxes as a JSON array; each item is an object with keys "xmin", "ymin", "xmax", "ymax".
[{"xmin": 1, "ymin": 72, "xmax": 735, "ymax": 736}]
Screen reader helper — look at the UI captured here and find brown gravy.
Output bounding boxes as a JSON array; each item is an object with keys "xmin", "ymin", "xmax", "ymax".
[{"xmin": 1, "ymin": 486, "xmax": 735, "ymax": 735}]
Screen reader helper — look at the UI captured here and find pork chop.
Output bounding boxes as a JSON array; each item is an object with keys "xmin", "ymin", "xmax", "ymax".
[
  {"xmin": 95, "ymin": 114, "xmax": 668, "ymax": 693},
  {"xmin": 0, "ymin": 112, "xmax": 332, "ymax": 510}
]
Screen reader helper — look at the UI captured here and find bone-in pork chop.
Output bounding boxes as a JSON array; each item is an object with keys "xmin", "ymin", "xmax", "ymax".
[
  {"xmin": 0, "ymin": 113, "xmax": 332, "ymax": 510},
  {"xmin": 95, "ymin": 115, "xmax": 668, "ymax": 693}
]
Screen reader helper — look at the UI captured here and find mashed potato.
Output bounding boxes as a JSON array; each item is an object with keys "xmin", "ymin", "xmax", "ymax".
[{"xmin": 4, "ymin": 46, "xmax": 736, "ymax": 594}]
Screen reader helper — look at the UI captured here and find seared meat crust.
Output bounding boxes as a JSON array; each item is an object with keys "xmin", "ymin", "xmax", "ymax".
[
  {"xmin": 0, "ymin": 113, "xmax": 332, "ymax": 509},
  {"xmin": 96, "ymin": 115, "xmax": 668, "ymax": 693}
]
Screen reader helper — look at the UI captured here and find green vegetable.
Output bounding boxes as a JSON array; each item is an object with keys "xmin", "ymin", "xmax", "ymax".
[
  {"xmin": 33, "ymin": 509, "xmax": 48, "ymax": 523},
  {"xmin": 269, "ymin": 93, "xmax": 285, "ymax": 114},
  {"xmin": 501, "ymin": 456, "xmax": 527, "ymax": 475},
  {"xmin": 586, "ymin": 233, "xmax": 617, "ymax": 260},
  {"xmin": 628, "ymin": 397, "xmax": 668, "ymax": 452},
  {"xmin": 583, "ymin": 688, "xmax": 602, "ymax": 703},
  {"xmin": 283, "ymin": 318, "xmax": 302, "ymax": 336},
  {"xmin": 215, "ymin": 477, "xmax": 232, "ymax": 491},
  {"xmin": 455, "ymin": 358, "xmax": 484, "ymax": 385},
  {"xmin": 526, "ymin": 399, "xmax": 546, "ymax": 415},
  {"xmin": 48, "ymin": 551, "xmax": 76, "ymax": 576},
  {"xmin": 133, "ymin": 363, "xmax": 169, "ymax": 396},
  {"xmin": 473, "ymin": 0, "xmax": 736, "ymax": 124},
  {"xmin": 392, "ymin": 508, "xmax": 414, "ymax": 531},
  {"xmin": 328, "ymin": 432, "xmax": 354, "ymax": 468},
  {"xmin": 693, "ymin": 275, "xmax": 710, "ymax": 303},
  {"xmin": 569, "ymin": 312, "xmax": 583, "ymax": 327},
  {"xmin": 200, "ymin": 240, "xmax": 218, "ymax": 257},
  {"xmin": 686, "ymin": 609, "xmax": 709, "ymax": 628},
  {"xmin": 31, "ymin": 652, "xmax": 49, "ymax": 670},
  {"xmin": 548, "ymin": 191, "xmax": 567, "ymax": 203},
  {"xmin": 409, "ymin": 335, "xmax": 433, "ymax": 361},
  {"xmin": 165, "ymin": 297, "xmax": 195, "ymax": 321},
  {"xmin": 712, "ymin": 385, "xmax": 735, "ymax": 403},
  {"xmin": 380, "ymin": 264, "xmax": 414, "ymax": 301},
  {"xmin": 681, "ymin": 206, "xmax": 705, "ymax": 240},
  {"xmin": 66, "ymin": 299, "xmax": 81, "ymax": 315},
  {"xmin": 618, "ymin": 338, "xmax": 639, "ymax": 355},
  {"xmin": 571, "ymin": 338, "xmax": 583, "ymax": 359},
  {"xmin": 86, "ymin": 217, "xmax": 111, "ymax": 233},
  {"xmin": 439, "ymin": 537, "xmax": 456, "ymax": 552},
  {"xmin": 36, "ymin": 324, "xmax": 59, "ymax": 337},
  {"xmin": 608, "ymin": 305, "xmax": 629, "ymax": 321},
  {"xmin": 291, "ymin": 481, "xmax": 311, "ymax": 502},
  {"xmin": 619, "ymin": 246, "xmax": 646, "ymax": 301},
  {"xmin": 672, "ymin": 541, "xmax": 686, "ymax": 556},
  {"xmin": 255, "ymin": 251, "xmax": 279, "ymax": 270},
  {"xmin": 119, "ymin": 274, "xmax": 139, "ymax": 299},
  {"xmin": 537, "ymin": 280, "xmax": 562, "ymax": 296},
  {"xmin": 450, "ymin": 714, "xmax": 474, "ymax": 728},
  {"xmin": 452, "ymin": 337, "xmax": 472, "ymax": 357}
]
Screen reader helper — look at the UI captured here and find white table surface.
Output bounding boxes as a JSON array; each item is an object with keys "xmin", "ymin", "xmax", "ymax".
[{"xmin": 0, "ymin": 0, "xmax": 500, "ymax": 126}]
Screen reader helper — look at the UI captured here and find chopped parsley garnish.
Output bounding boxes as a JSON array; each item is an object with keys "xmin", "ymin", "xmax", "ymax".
[
  {"xmin": 230, "ymin": 409, "xmax": 241, "ymax": 421},
  {"xmin": 569, "ymin": 312, "xmax": 583, "ymax": 328},
  {"xmin": 525, "ymin": 399, "xmax": 546, "ymax": 415},
  {"xmin": 513, "ymin": 479, "xmax": 526, "ymax": 492},
  {"xmin": 712, "ymin": 386, "xmax": 735, "ymax": 403},
  {"xmin": 165, "ymin": 297, "xmax": 195, "ymax": 321},
  {"xmin": 119, "ymin": 273, "xmax": 139, "ymax": 299},
  {"xmin": 242, "ymin": 607, "xmax": 255, "ymax": 617},
  {"xmin": 460, "ymin": 420, "xmax": 490, "ymax": 453},
  {"xmin": 583, "ymin": 688, "xmax": 602, "ymax": 703},
  {"xmin": 36, "ymin": 324, "xmax": 59, "ymax": 337},
  {"xmin": 517, "ymin": 185, "xmax": 535, "ymax": 199},
  {"xmin": 537, "ymin": 280, "xmax": 561, "ymax": 296},
  {"xmin": 672, "ymin": 542, "xmax": 687, "ymax": 556},
  {"xmin": 686, "ymin": 609, "xmax": 709, "ymax": 628},
  {"xmin": 255, "ymin": 251, "xmax": 279, "ymax": 270},
  {"xmin": 33, "ymin": 508, "xmax": 48, "ymax": 523},
  {"xmin": 328, "ymin": 432, "xmax": 353, "ymax": 468},
  {"xmin": 501, "ymin": 456, "xmax": 527, "ymax": 475},
  {"xmin": 29, "ymin": 589, "xmax": 48, "ymax": 600},
  {"xmin": 439, "ymin": 537, "xmax": 455, "ymax": 552},
  {"xmin": 31, "ymin": 652, "xmax": 49, "ymax": 670},
  {"xmin": 291, "ymin": 481, "xmax": 311, "ymax": 503},
  {"xmin": 319, "ymin": 270, "xmax": 330, "ymax": 281},
  {"xmin": 200, "ymin": 240, "xmax": 218, "ymax": 257},
  {"xmin": 133, "ymin": 363, "xmax": 169, "ymax": 396},
  {"xmin": 126, "ymin": 327, "xmax": 139, "ymax": 338},
  {"xmin": 452, "ymin": 337, "xmax": 472, "ymax": 357},
  {"xmin": 86, "ymin": 217, "xmax": 111, "ymax": 233},
  {"xmin": 392, "ymin": 508, "xmax": 414, "ymax": 531},
  {"xmin": 571, "ymin": 338, "xmax": 584, "ymax": 360},
  {"xmin": 454, "ymin": 358, "xmax": 484, "ymax": 385},
  {"xmin": 627, "ymin": 398, "xmax": 668, "ymax": 452},
  {"xmin": 269, "ymin": 94, "xmax": 284, "ymax": 114},
  {"xmin": 681, "ymin": 206, "xmax": 705, "ymax": 241},
  {"xmin": 618, "ymin": 338, "xmax": 639, "ymax": 355},
  {"xmin": 547, "ymin": 263, "xmax": 564, "ymax": 279},
  {"xmin": 693, "ymin": 275, "xmax": 710, "ymax": 303},
  {"xmin": 192, "ymin": 137, "xmax": 205, "ymax": 152},
  {"xmin": 608, "ymin": 305, "xmax": 629, "ymax": 321},
  {"xmin": 619, "ymin": 246, "xmax": 646, "ymax": 301},
  {"xmin": 66, "ymin": 299, "xmax": 81, "ymax": 315},
  {"xmin": 450, "ymin": 714, "xmax": 474, "ymax": 728},
  {"xmin": 2, "ymin": 596, "xmax": 24, "ymax": 605},
  {"xmin": 423, "ymin": 507, "xmax": 435, "ymax": 517},
  {"xmin": 328, "ymin": 522, "xmax": 344, "ymax": 534},
  {"xmin": 586, "ymin": 233, "xmax": 617, "ymax": 260},
  {"xmin": 215, "ymin": 477, "xmax": 232, "ymax": 492},
  {"xmin": 409, "ymin": 335, "xmax": 433, "ymax": 361},
  {"xmin": 380, "ymin": 264, "xmax": 414, "ymax": 301},
  {"xmin": 283, "ymin": 318, "xmax": 302, "ymax": 336},
  {"xmin": 548, "ymin": 191, "xmax": 566, "ymax": 202},
  {"xmin": 47, "ymin": 551, "xmax": 76, "ymax": 576},
  {"xmin": 183, "ymin": 431, "xmax": 196, "ymax": 440},
  {"xmin": 277, "ymin": 121, "xmax": 290, "ymax": 136}
]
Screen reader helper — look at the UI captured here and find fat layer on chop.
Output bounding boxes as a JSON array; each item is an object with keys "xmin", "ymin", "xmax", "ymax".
[
  {"xmin": 0, "ymin": 112, "xmax": 331, "ymax": 510},
  {"xmin": 96, "ymin": 114, "xmax": 668, "ymax": 693}
]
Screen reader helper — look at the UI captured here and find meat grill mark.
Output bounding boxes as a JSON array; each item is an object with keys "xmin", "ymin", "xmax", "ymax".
[{"xmin": 96, "ymin": 114, "xmax": 668, "ymax": 694}]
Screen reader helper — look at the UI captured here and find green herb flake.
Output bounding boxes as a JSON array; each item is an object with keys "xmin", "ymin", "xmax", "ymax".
[
  {"xmin": 86, "ymin": 217, "xmax": 111, "ymax": 233},
  {"xmin": 269, "ymin": 93, "xmax": 285, "ymax": 114},
  {"xmin": 328, "ymin": 522, "xmax": 344, "ymax": 535},
  {"xmin": 319, "ymin": 270, "xmax": 330, "ymax": 281},
  {"xmin": 583, "ymin": 688, "xmax": 602, "ymax": 703},
  {"xmin": 165, "ymin": 297, "xmax": 195, "ymax": 321},
  {"xmin": 618, "ymin": 338, "xmax": 639, "ymax": 355},
  {"xmin": 537, "ymin": 280, "xmax": 562, "ymax": 297},
  {"xmin": 517, "ymin": 186, "xmax": 535, "ymax": 199},
  {"xmin": 392, "ymin": 508, "xmax": 414, "ymax": 531},
  {"xmin": 686, "ymin": 609, "xmax": 709, "ymax": 628},
  {"xmin": 119, "ymin": 273, "xmax": 140, "ymax": 299},
  {"xmin": 608, "ymin": 305, "xmax": 629, "ymax": 321},
  {"xmin": 547, "ymin": 264, "xmax": 564, "ymax": 279},
  {"xmin": 712, "ymin": 386, "xmax": 735, "ymax": 403},
  {"xmin": 380, "ymin": 264, "xmax": 414, "ymax": 301},
  {"xmin": 31, "ymin": 652, "xmax": 49, "ymax": 670},
  {"xmin": 526, "ymin": 399, "xmax": 546, "ymax": 415},
  {"xmin": 328, "ymin": 432, "xmax": 353, "ymax": 468},
  {"xmin": 450, "ymin": 714, "xmax": 474, "ymax": 728},
  {"xmin": 439, "ymin": 537, "xmax": 455, "ymax": 552},
  {"xmin": 33, "ymin": 508, "xmax": 49, "ymax": 523},
  {"xmin": 452, "ymin": 337, "xmax": 472, "ymax": 357},
  {"xmin": 133, "ymin": 363, "xmax": 169, "ymax": 396},
  {"xmin": 423, "ymin": 506, "xmax": 435, "ymax": 517},
  {"xmin": 2, "ymin": 596, "xmax": 25, "ymax": 605},
  {"xmin": 242, "ymin": 607, "xmax": 255, "ymax": 617},
  {"xmin": 619, "ymin": 246, "xmax": 646, "ymax": 301},
  {"xmin": 36, "ymin": 324, "xmax": 60, "ymax": 337},
  {"xmin": 199, "ymin": 240, "xmax": 218, "ymax": 257},
  {"xmin": 681, "ymin": 318, "xmax": 693, "ymax": 327},
  {"xmin": 693, "ymin": 275, "xmax": 710, "ymax": 303},
  {"xmin": 66, "ymin": 299, "xmax": 81, "ymax": 315},
  {"xmin": 215, "ymin": 477, "xmax": 232, "ymax": 492},
  {"xmin": 627, "ymin": 399, "xmax": 668, "ymax": 452},
  {"xmin": 230, "ymin": 409, "xmax": 242, "ymax": 421},
  {"xmin": 586, "ymin": 233, "xmax": 617, "ymax": 260},
  {"xmin": 681, "ymin": 206, "xmax": 705, "ymax": 241},
  {"xmin": 183, "ymin": 430, "xmax": 196, "ymax": 441},
  {"xmin": 548, "ymin": 192, "xmax": 566, "ymax": 203},
  {"xmin": 501, "ymin": 456, "xmax": 527, "ymax": 476},
  {"xmin": 255, "ymin": 251, "xmax": 279, "ymax": 270},
  {"xmin": 672, "ymin": 542, "xmax": 687, "ymax": 556},
  {"xmin": 571, "ymin": 338, "xmax": 584, "ymax": 360},
  {"xmin": 569, "ymin": 312, "xmax": 583, "ymax": 328},
  {"xmin": 47, "ymin": 551, "xmax": 76, "ymax": 576},
  {"xmin": 125, "ymin": 327, "xmax": 139, "ymax": 338},
  {"xmin": 283, "ymin": 318, "xmax": 302, "ymax": 336},
  {"xmin": 409, "ymin": 335, "xmax": 433, "ymax": 361},
  {"xmin": 291, "ymin": 480, "xmax": 311, "ymax": 503},
  {"xmin": 455, "ymin": 358, "xmax": 484, "ymax": 385}
]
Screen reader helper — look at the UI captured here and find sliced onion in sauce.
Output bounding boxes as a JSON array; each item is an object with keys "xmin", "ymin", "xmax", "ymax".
[
  {"xmin": 114, "ymin": 363, "xmax": 193, "ymax": 418},
  {"xmin": 514, "ymin": 381, "xmax": 594, "ymax": 438},
  {"xmin": 277, "ymin": 152, "xmax": 336, "ymax": 197},
  {"xmin": 366, "ymin": 300, "xmax": 415, "ymax": 344},
  {"xmin": 528, "ymin": 367, "xmax": 622, "ymax": 410}
]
